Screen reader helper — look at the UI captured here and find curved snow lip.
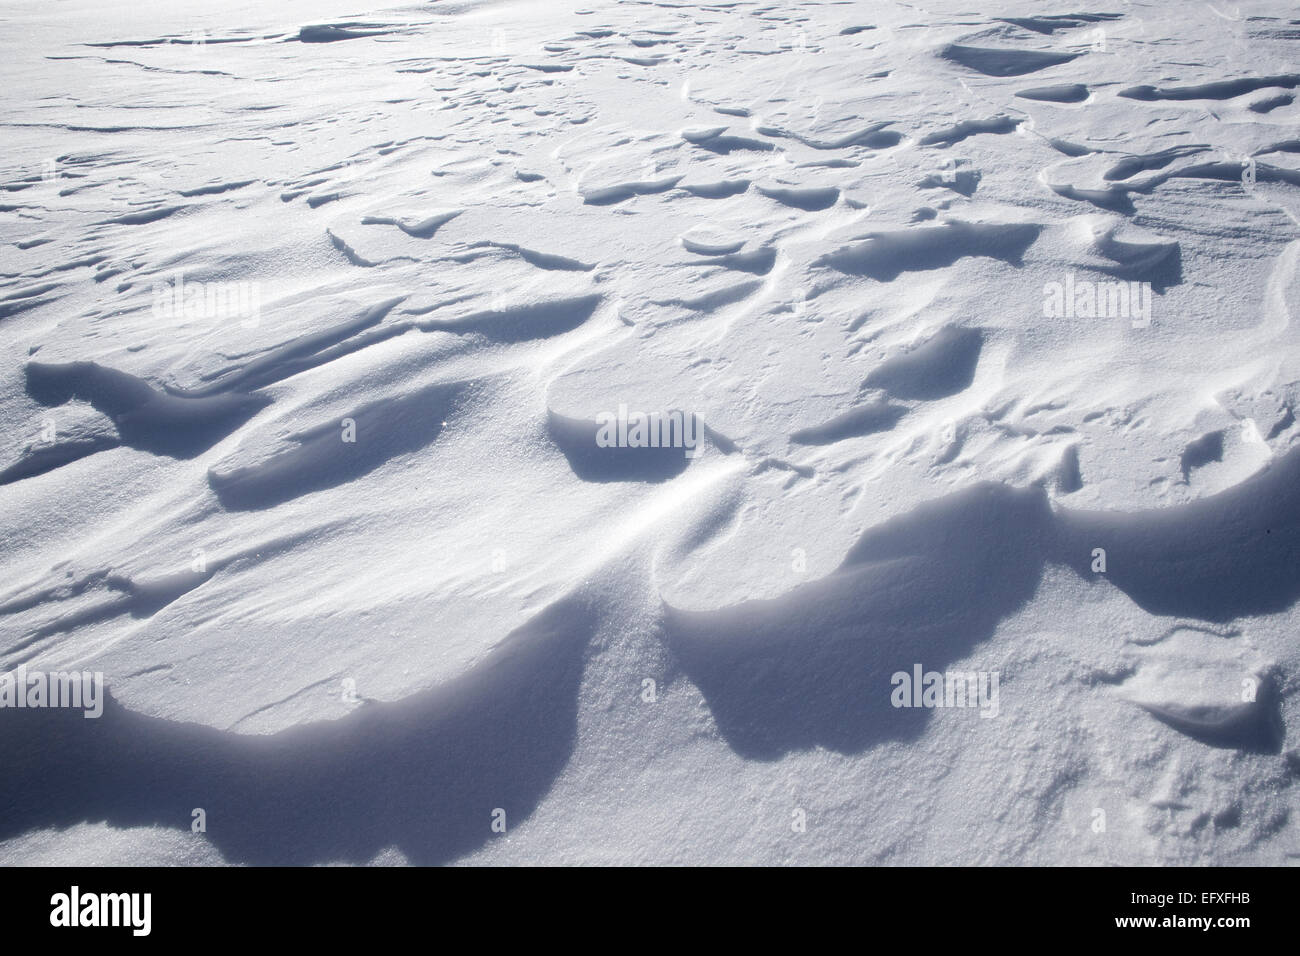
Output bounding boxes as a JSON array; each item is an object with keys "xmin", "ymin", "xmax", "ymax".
[
  {"xmin": 664, "ymin": 447, "xmax": 1300, "ymax": 758},
  {"xmin": 1054, "ymin": 445, "xmax": 1300, "ymax": 623},
  {"xmin": 755, "ymin": 184, "xmax": 840, "ymax": 211},
  {"xmin": 547, "ymin": 408, "xmax": 704, "ymax": 483},
  {"xmin": 23, "ymin": 360, "xmax": 269, "ymax": 459},
  {"xmin": 416, "ymin": 293, "xmax": 602, "ymax": 343},
  {"xmin": 939, "ymin": 43, "xmax": 1081, "ymax": 77},
  {"xmin": 663, "ymin": 482, "xmax": 1052, "ymax": 759},
  {"xmin": 1138, "ymin": 684, "xmax": 1284, "ymax": 753},
  {"xmin": 1015, "ymin": 83, "xmax": 1089, "ymax": 103},
  {"xmin": 789, "ymin": 400, "xmax": 907, "ymax": 446},
  {"xmin": 207, "ymin": 382, "xmax": 465, "ymax": 511},
  {"xmin": 817, "ymin": 221, "xmax": 1042, "ymax": 281},
  {"xmin": 0, "ymin": 596, "xmax": 596, "ymax": 865},
  {"xmin": 861, "ymin": 326, "xmax": 983, "ymax": 401},
  {"xmin": 294, "ymin": 23, "xmax": 403, "ymax": 44},
  {"xmin": 918, "ymin": 115, "xmax": 1020, "ymax": 147},
  {"xmin": 1118, "ymin": 74, "xmax": 1300, "ymax": 101}
]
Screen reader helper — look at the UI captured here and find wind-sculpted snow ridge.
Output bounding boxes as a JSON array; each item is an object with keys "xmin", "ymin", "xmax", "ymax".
[
  {"xmin": 2, "ymin": 0, "xmax": 1300, "ymax": 866},
  {"xmin": 21, "ymin": 360, "xmax": 269, "ymax": 460},
  {"xmin": 0, "ymin": 597, "xmax": 596, "ymax": 865},
  {"xmin": 668, "ymin": 447, "xmax": 1300, "ymax": 758},
  {"xmin": 817, "ymin": 222, "xmax": 1043, "ymax": 280}
]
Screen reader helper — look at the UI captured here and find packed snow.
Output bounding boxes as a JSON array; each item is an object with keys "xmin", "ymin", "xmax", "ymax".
[{"xmin": 1, "ymin": 0, "xmax": 1298, "ymax": 865}]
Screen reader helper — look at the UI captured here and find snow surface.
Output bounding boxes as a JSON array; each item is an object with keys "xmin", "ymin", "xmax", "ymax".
[{"xmin": 1, "ymin": 0, "xmax": 1298, "ymax": 865}]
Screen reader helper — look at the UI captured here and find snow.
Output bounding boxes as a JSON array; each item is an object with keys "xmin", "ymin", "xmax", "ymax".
[{"xmin": 1, "ymin": 0, "xmax": 1298, "ymax": 865}]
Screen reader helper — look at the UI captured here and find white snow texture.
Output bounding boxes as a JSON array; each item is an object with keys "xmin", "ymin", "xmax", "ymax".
[{"xmin": 1, "ymin": 0, "xmax": 1299, "ymax": 865}]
